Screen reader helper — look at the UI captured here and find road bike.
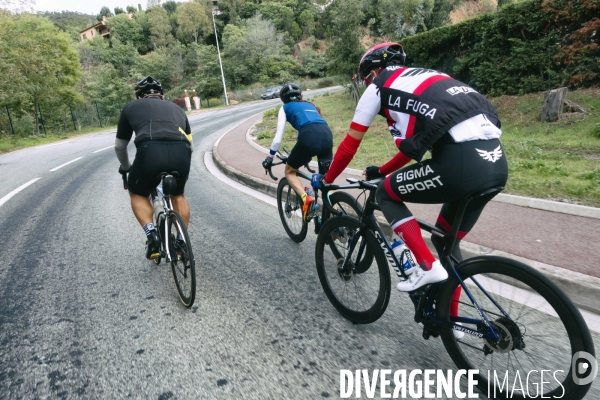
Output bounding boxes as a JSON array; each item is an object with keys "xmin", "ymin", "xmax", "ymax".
[
  {"xmin": 265, "ymin": 149, "xmax": 367, "ymax": 244},
  {"xmin": 314, "ymin": 177, "xmax": 595, "ymax": 399},
  {"xmin": 150, "ymin": 172, "xmax": 196, "ymax": 308}
]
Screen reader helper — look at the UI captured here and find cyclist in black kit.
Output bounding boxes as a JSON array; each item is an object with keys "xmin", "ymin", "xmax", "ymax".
[
  {"xmin": 312, "ymin": 43, "xmax": 508, "ymax": 295},
  {"xmin": 115, "ymin": 76, "xmax": 193, "ymax": 260}
]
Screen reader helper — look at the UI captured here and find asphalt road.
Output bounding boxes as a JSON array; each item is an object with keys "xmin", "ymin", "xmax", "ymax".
[{"xmin": 1, "ymin": 93, "xmax": 598, "ymax": 399}]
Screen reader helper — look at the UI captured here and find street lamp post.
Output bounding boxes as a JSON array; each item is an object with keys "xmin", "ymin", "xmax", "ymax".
[{"xmin": 212, "ymin": 3, "xmax": 229, "ymax": 106}]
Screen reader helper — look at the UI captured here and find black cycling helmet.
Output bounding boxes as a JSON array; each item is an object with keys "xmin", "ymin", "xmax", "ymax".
[
  {"xmin": 280, "ymin": 83, "xmax": 302, "ymax": 104},
  {"xmin": 358, "ymin": 42, "xmax": 406, "ymax": 84},
  {"xmin": 135, "ymin": 76, "xmax": 163, "ymax": 97}
]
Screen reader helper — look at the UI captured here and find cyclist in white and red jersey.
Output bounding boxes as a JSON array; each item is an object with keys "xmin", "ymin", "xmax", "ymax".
[{"xmin": 312, "ymin": 43, "xmax": 508, "ymax": 294}]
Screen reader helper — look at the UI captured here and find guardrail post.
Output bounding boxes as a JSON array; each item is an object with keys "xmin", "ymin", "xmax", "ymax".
[
  {"xmin": 38, "ymin": 103, "xmax": 47, "ymax": 136},
  {"xmin": 95, "ymin": 101, "xmax": 102, "ymax": 128},
  {"xmin": 69, "ymin": 104, "xmax": 77, "ymax": 131},
  {"xmin": 6, "ymin": 105, "xmax": 15, "ymax": 136}
]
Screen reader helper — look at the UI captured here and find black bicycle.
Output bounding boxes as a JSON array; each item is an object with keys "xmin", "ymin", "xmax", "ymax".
[
  {"xmin": 150, "ymin": 172, "xmax": 196, "ymax": 308},
  {"xmin": 315, "ymin": 178, "xmax": 595, "ymax": 399},
  {"xmin": 265, "ymin": 149, "xmax": 366, "ymax": 243}
]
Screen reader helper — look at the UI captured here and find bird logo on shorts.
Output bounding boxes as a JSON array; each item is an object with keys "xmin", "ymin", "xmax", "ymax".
[{"xmin": 476, "ymin": 145, "xmax": 503, "ymax": 163}]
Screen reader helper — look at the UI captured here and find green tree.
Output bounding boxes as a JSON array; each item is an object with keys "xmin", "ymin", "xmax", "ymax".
[
  {"xmin": 107, "ymin": 13, "xmax": 147, "ymax": 52},
  {"xmin": 298, "ymin": 9, "xmax": 315, "ymax": 37},
  {"xmin": 162, "ymin": 0, "xmax": 177, "ymax": 15},
  {"xmin": 423, "ymin": 0, "xmax": 462, "ymax": 32},
  {"xmin": 185, "ymin": 43, "xmax": 224, "ymax": 98},
  {"xmin": 97, "ymin": 6, "xmax": 113, "ymax": 21},
  {"xmin": 497, "ymin": 0, "xmax": 514, "ymax": 7},
  {"xmin": 222, "ymin": 14, "xmax": 290, "ymax": 84},
  {"xmin": 297, "ymin": 48, "xmax": 327, "ymax": 77},
  {"xmin": 0, "ymin": 14, "xmax": 82, "ymax": 134},
  {"xmin": 126, "ymin": 5, "xmax": 137, "ymax": 14},
  {"xmin": 378, "ymin": 0, "xmax": 435, "ymax": 37},
  {"xmin": 114, "ymin": 7, "xmax": 125, "ymax": 15},
  {"xmin": 146, "ymin": 5, "xmax": 175, "ymax": 48},
  {"xmin": 84, "ymin": 63, "xmax": 133, "ymax": 117},
  {"xmin": 132, "ymin": 43, "xmax": 185, "ymax": 89},
  {"xmin": 176, "ymin": 1, "xmax": 211, "ymax": 44},
  {"xmin": 326, "ymin": 0, "xmax": 364, "ymax": 77},
  {"xmin": 258, "ymin": 2, "xmax": 294, "ymax": 35}
]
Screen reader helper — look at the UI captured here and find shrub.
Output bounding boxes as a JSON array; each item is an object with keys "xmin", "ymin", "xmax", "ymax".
[
  {"xmin": 317, "ymin": 78, "xmax": 335, "ymax": 88},
  {"xmin": 402, "ymin": 0, "xmax": 600, "ymax": 95},
  {"xmin": 172, "ymin": 98, "xmax": 186, "ymax": 109},
  {"xmin": 263, "ymin": 105, "xmax": 281, "ymax": 118}
]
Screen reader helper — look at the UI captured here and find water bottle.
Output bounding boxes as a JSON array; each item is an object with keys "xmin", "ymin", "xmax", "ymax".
[{"xmin": 391, "ymin": 239, "xmax": 417, "ymax": 276}]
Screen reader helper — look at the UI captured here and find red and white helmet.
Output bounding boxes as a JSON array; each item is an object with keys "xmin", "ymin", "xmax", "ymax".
[{"xmin": 358, "ymin": 42, "xmax": 406, "ymax": 85}]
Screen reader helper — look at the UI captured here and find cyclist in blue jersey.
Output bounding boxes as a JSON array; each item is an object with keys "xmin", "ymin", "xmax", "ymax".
[{"xmin": 262, "ymin": 83, "xmax": 333, "ymax": 221}]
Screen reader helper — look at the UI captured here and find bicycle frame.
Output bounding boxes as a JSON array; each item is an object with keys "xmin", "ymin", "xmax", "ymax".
[
  {"xmin": 322, "ymin": 179, "xmax": 504, "ymax": 341},
  {"xmin": 268, "ymin": 150, "xmax": 325, "ymax": 232},
  {"xmin": 153, "ymin": 182, "xmax": 176, "ymax": 263}
]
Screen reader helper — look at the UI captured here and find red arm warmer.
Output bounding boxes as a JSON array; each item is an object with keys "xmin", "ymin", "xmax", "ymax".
[
  {"xmin": 324, "ymin": 134, "xmax": 362, "ymax": 183},
  {"xmin": 379, "ymin": 151, "xmax": 412, "ymax": 176}
]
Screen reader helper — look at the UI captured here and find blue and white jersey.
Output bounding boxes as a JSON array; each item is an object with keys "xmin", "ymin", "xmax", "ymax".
[{"xmin": 269, "ymin": 101, "xmax": 327, "ymax": 155}]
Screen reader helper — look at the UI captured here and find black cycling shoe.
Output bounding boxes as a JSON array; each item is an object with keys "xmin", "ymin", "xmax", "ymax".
[{"xmin": 145, "ymin": 230, "xmax": 161, "ymax": 260}]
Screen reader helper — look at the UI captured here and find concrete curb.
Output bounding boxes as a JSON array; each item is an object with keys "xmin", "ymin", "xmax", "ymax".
[
  {"xmin": 214, "ymin": 126, "xmax": 600, "ymax": 314},
  {"xmin": 246, "ymin": 113, "xmax": 600, "ymax": 220}
]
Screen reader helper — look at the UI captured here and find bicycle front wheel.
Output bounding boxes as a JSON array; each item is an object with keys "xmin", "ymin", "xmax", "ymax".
[
  {"xmin": 277, "ymin": 177, "xmax": 308, "ymax": 242},
  {"xmin": 315, "ymin": 216, "xmax": 391, "ymax": 324},
  {"xmin": 437, "ymin": 256, "xmax": 595, "ymax": 399},
  {"xmin": 167, "ymin": 210, "xmax": 196, "ymax": 307},
  {"xmin": 321, "ymin": 191, "xmax": 374, "ymax": 268}
]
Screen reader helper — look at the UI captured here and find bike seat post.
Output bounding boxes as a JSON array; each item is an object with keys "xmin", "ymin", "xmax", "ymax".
[
  {"xmin": 442, "ymin": 197, "xmax": 471, "ymax": 265},
  {"xmin": 442, "ymin": 186, "xmax": 504, "ymax": 265}
]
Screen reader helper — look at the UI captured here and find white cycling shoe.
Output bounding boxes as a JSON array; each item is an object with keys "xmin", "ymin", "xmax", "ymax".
[{"xmin": 396, "ymin": 261, "xmax": 448, "ymax": 292}]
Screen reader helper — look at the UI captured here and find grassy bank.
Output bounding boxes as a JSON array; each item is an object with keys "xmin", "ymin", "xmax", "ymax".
[
  {"xmin": 0, "ymin": 125, "xmax": 117, "ymax": 154},
  {"xmin": 255, "ymin": 88, "xmax": 600, "ymax": 208}
]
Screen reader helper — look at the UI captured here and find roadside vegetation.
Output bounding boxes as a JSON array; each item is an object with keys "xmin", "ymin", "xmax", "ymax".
[
  {"xmin": 0, "ymin": 126, "xmax": 117, "ymax": 153},
  {"xmin": 255, "ymin": 88, "xmax": 600, "ymax": 207}
]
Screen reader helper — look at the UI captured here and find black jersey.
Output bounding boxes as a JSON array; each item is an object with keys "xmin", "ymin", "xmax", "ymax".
[{"xmin": 116, "ymin": 98, "xmax": 192, "ymax": 147}]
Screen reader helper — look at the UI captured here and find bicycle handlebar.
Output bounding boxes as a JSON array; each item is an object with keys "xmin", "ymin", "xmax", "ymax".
[
  {"xmin": 265, "ymin": 148, "xmax": 316, "ymax": 180},
  {"xmin": 318, "ymin": 177, "xmax": 383, "ymax": 216}
]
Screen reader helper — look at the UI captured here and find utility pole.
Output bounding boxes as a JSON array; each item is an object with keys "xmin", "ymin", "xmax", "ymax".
[{"xmin": 212, "ymin": 1, "xmax": 229, "ymax": 106}]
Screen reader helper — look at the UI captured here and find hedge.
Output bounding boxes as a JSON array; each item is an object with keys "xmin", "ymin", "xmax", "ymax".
[{"xmin": 401, "ymin": 0, "xmax": 600, "ymax": 95}]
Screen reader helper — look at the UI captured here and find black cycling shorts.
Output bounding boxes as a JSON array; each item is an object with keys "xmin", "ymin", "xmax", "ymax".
[
  {"xmin": 127, "ymin": 140, "xmax": 192, "ymax": 197},
  {"xmin": 287, "ymin": 123, "xmax": 333, "ymax": 173},
  {"xmin": 383, "ymin": 138, "xmax": 508, "ymax": 204}
]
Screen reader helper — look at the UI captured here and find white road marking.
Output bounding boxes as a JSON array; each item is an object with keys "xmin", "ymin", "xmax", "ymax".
[
  {"xmin": 93, "ymin": 145, "xmax": 115, "ymax": 153},
  {"xmin": 49, "ymin": 157, "xmax": 83, "ymax": 172},
  {"xmin": 204, "ymin": 152, "xmax": 276, "ymax": 207},
  {"xmin": 0, "ymin": 178, "xmax": 41, "ymax": 208},
  {"xmin": 33, "ymin": 140, "xmax": 73, "ymax": 149}
]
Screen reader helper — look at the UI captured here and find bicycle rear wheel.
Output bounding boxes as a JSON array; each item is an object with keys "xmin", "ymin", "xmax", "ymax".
[
  {"xmin": 167, "ymin": 210, "xmax": 196, "ymax": 307},
  {"xmin": 315, "ymin": 216, "xmax": 391, "ymax": 324},
  {"xmin": 437, "ymin": 256, "xmax": 595, "ymax": 399},
  {"xmin": 277, "ymin": 177, "xmax": 308, "ymax": 242}
]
